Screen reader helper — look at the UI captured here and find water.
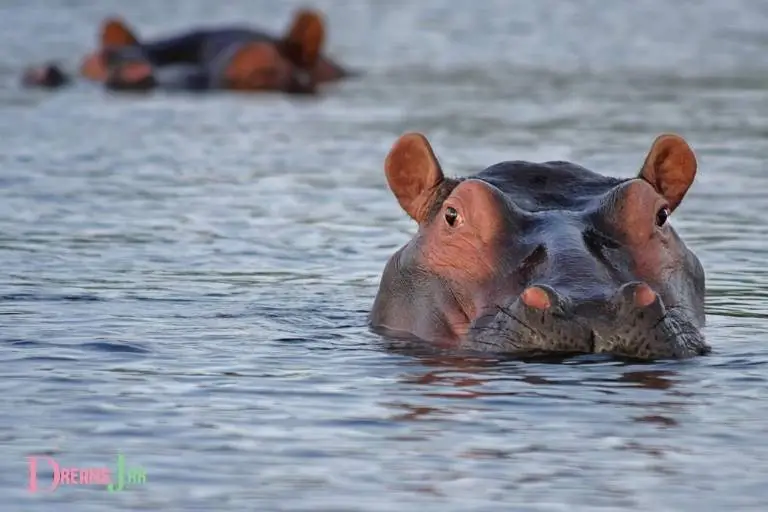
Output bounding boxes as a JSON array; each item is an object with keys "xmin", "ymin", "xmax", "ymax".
[{"xmin": 1, "ymin": 0, "xmax": 768, "ymax": 510}]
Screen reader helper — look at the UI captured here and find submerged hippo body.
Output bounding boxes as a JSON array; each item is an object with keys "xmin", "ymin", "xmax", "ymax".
[{"xmin": 370, "ymin": 133, "xmax": 709, "ymax": 360}]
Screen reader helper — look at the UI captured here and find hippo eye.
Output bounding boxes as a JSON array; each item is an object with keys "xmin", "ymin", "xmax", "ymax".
[
  {"xmin": 656, "ymin": 206, "xmax": 670, "ymax": 227},
  {"xmin": 444, "ymin": 206, "xmax": 459, "ymax": 227}
]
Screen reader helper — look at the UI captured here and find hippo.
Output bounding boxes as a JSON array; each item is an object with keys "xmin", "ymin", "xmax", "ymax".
[
  {"xmin": 22, "ymin": 8, "xmax": 349, "ymax": 93},
  {"xmin": 370, "ymin": 132, "xmax": 710, "ymax": 360},
  {"xmin": 83, "ymin": 8, "xmax": 348, "ymax": 89}
]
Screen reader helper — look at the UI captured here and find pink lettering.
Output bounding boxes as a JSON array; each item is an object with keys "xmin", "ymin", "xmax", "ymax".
[
  {"xmin": 94, "ymin": 468, "xmax": 111, "ymax": 484},
  {"xmin": 27, "ymin": 459, "xmax": 117, "ymax": 490},
  {"xmin": 27, "ymin": 456, "xmax": 60, "ymax": 493}
]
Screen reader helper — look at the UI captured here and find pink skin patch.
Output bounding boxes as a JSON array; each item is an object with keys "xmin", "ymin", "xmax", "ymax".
[
  {"xmin": 633, "ymin": 283, "xmax": 657, "ymax": 308},
  {"xmin": 521, "ymin": 286, "xmax": 551, "ymax": 310}
]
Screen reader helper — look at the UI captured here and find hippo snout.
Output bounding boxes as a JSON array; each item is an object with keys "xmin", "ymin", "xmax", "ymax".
[
  {"xmin": 470, "ymin": 282, "xmax": 708, "ymax": 360},
  {"xmin": 519, "ymin": 281, "xmax": 664, "ymax": 322}
]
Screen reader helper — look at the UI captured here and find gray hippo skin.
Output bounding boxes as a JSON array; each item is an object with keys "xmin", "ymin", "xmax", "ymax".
[{"xmin": 370, "ymin": 132, "xmax": 709, "ymax": 360}]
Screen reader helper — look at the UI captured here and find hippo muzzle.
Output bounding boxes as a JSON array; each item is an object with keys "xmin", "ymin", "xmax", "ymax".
[{"xmin": 472, "ymin": 281, "xmax": 708, "ymax": 359}]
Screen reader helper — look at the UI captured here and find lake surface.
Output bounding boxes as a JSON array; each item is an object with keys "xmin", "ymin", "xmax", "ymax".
[{"xmin": 2, "ymin": 0, "xmax": 768, "ymax": 510}]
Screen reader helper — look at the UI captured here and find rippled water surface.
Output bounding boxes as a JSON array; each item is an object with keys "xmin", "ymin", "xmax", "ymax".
[{"xmin": 2, "ymin": 0, "xmax": 768, "ymax": 510}]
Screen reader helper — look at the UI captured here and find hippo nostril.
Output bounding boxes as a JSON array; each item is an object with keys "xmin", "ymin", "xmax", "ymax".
[
  {"xmin": 633, "ymin": 283, "xmax": 657, "ymax": 308},
  {"xmin": 520, "ymin": 285, "xmax": 555, "ymax": 310},
  {"xmin": 613, "ymin": 282, "xmax": 666, "ymax": 320},
  {"xmin": 615, "ymin": 282, "xmax": 651, "ymax": 308}
]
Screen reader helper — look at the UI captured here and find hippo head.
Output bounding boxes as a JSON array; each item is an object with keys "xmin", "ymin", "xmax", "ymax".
[
  {"xmin": 220, "ymin": 8, "xmax": 326, "ymax": 95},
  {"xmin": 370, "ymin": 133, "xmax": 709, "ymax": 360},
  {"xmin": 219, "ymin": 42, "xmax": 317, "ymax": 95}
]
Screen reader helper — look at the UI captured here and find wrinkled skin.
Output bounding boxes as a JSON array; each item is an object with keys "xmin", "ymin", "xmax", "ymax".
[{"xmin": 370, "ymin": 132, "xmax": 710, "ymax": 361}]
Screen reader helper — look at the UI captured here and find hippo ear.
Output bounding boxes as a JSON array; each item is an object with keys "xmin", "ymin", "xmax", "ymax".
[
  {"xmin": 101, "ymin": 17, "xmax": 140, "ymax": 47},
  {"xmin": 385, "ymin": 132, "xmax": 446, "ymax": 223},
  {"xmin": 280, "ymin": 9, "xmax": 325, "ymax": 69},
  {"xmin": 638, "ymin": 133, "xmax": 697, "ymax": 212}
]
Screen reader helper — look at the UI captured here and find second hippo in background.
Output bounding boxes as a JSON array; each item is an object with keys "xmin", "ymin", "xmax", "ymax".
[
  {"xmin": 370, "ymin": 132, "xmax": 710, "ymax": 361},
  {"xmin": 22, "ymin": 7, "xmax": 353, "ymax": 94},
  {"xmin": 82, "ymin": 8, "xmax": 350, "ymax": 90}
]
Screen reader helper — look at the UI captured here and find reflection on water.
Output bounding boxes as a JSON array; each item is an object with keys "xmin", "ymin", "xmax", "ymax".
[
  {"xmin": 377, "ymin": 354, "xmax": 703, "ymax": 505},
  {"xmin": 1, "ymin": 0, "xmax": 768, "ymax": 510}
]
